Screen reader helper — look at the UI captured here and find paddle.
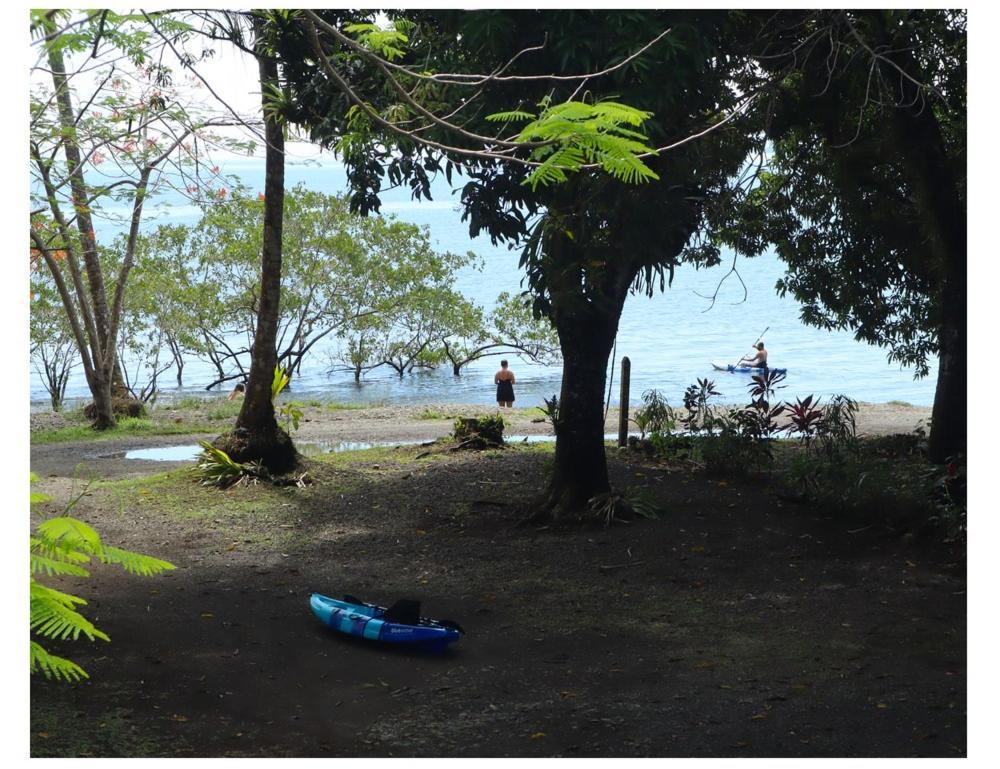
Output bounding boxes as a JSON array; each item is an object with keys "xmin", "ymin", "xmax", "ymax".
[{"xmin": 732, "ymin": 325, "xmax": 769, "ymax": 368}]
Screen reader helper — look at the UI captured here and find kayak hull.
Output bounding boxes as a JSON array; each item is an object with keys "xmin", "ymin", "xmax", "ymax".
[
  {"xmin": 711, "ymin": 361, "xmax": 787, "ymax": 374},
  {"xmin": 310, "ymin": 593, "xmax": 462, "ymax": 651}
]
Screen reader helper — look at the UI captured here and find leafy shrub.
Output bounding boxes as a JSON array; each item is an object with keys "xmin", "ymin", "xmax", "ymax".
[
  {"xmin": 681, "ymin": 378, "xmax": 722, "ymax": 434},
  {"xmin": 540, "ymin": 394, "xmax": 560, "ymax": 435},
  {"xmin": 632, "ymin": 389, "xmax": 676, "ymax": 439},
  {"xmin": 30, "ymin": 475, "xmax": 175, "ymax": 682},
  {"xmin": 698, "ymin": 371, "xmax": 786, "ymax": 476},
  {"xmin": 920, "ymin": 455, "xmax": 966, "ymax": 543},
  {"xmin": 452, "ymin": 415, "xmax": 505, "ymax": 448}
]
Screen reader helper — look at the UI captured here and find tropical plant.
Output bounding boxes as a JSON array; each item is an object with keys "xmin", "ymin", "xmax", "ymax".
[
  {"xmin": 195, "ymin": 441, "xmax": 270, "ymax": 488},
  {"xmin": 632, "ymin": 389, "xmax": 676, "ymax": 440},
  {"xmin": 540, "ymin": 394, "xmax": 561, "ymax": 435},
  {"xmin": 681, "ymin": 378, "xmax": 723, "ymax": 435},
  {"xmin": 784, "ymin": 396, "xmax": 825, "ymax": 442},
  {"xmin": 587, "ymin": 487, "xmax": 661, "ymax": 527},
  {"xmin": 30, "ymin": 474, "xmax": 176, "ymax": 682}
]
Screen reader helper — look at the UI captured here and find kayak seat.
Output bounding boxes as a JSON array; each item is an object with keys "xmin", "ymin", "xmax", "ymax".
[
  {"xmin": 384, "ymin": 598, "xmax": 422, "ymax": 625},
  {"xmin": 437, "ymin": 619, "xmax": 465, "ymax": 634}
]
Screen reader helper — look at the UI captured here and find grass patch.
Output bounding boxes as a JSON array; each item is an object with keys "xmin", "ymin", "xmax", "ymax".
[
  {"xmin": 171, "ymin": 395, "xmax": 214, "ymax": 410},
  {"xmin": 32, "ymin": 702, "xmax": 184, "ymax": 758},
  {"xmin": 887, "ymin": 399, "xmax": 913, "ymax": 407},
  {"xmin": 324, "ymin": 401, "xmax": 368, "ymax": 411},
  {"xmin": 31, "ymin": 417, "xmax": 207, "ymax": 445},
  {"xmin": 205, "ymin": 401, "xmax": 243, "ymax": 421},
  {"xmin": 417, "ymin": 407, "xmax": 452, "ymax": 420}
]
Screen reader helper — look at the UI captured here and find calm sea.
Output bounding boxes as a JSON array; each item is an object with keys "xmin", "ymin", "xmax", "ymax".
[{"xmin": 30, "ymin": 154, "xmax": 937, "ymax": 410}]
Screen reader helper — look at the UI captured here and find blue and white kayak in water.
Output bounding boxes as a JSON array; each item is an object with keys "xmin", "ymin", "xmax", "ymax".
[
  {"xmin": 712, "ymin": 361, "xmax": 788, "ymax": 374},
  {"xmin": 310, "ymin": 593, "xmax": 464, "ymax": 651}
]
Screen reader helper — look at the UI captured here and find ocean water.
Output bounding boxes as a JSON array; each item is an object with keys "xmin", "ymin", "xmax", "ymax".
[{"xmin": 30, "ymin": 153, "xmax": 937, "ymax": 410}]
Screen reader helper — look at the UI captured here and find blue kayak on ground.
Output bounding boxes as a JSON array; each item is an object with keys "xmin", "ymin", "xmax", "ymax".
[
  {"xmin": 310, "ymin": 593, "xmax": 463, "ymax": 652},
  {"xmin": 712, "ymin": 361, "xmax": 787, "ymax": 374}
]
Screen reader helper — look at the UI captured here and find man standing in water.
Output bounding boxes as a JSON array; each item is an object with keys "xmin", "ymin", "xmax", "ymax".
[
  {"xmin": 494, "ymin": 360, "xmax": 516, "ymax": 408},
  {"xmin": 740, "ymin": 342, "xmax": 768, "ymax": 369}
]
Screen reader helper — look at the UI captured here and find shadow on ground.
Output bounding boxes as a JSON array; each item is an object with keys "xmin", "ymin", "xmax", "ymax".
[{"xmin": 30, "ymin": 445, "xmax": 966, "ymax": 757}]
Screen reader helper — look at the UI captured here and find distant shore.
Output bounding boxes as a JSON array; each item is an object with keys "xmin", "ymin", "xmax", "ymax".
[{"xmin": 30, "ymin": 399, "xmax": 932, "ymax": 445}]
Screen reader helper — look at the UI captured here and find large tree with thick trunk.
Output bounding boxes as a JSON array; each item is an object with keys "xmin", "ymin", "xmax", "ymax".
[
  {"xmin": 720, "ymin": 9, "xmax": 966, "ymax": 463},
  {"xmin": 277, "ymin": 9, "xmax": 761, "ymax": 519}
]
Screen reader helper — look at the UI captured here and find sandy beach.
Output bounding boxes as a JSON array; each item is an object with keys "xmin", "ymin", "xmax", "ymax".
[{"xmin": 30, "ymin": 399, "xmax": 932, "ymax": 445}]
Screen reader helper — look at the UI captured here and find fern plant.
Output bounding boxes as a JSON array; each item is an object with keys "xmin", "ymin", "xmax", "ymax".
[{"xmin": 30, "ymin": 474, "xmax": 175, "ymax": 682}]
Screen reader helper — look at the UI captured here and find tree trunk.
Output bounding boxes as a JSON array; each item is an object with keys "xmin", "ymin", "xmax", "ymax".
[
  {"xmin": 536, "ymin": 312, "xmax": 620, "ymax": 519},
  {"xmin": 928, "ymin": 283, "xmax": 966, "ymax": 463},
  {"xmin": 868, "ymin": 11, "xmax": 967, "ymax": 462},
  {"xmin": 87, "ymin": 371, "xmax": 116, "ymax": 430},
  {"xmin": 220, "ymin": 51, "xmax": 297, "ymax": 474}
]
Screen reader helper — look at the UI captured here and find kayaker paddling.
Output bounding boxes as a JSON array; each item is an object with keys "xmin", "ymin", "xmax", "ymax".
[{"xmin": 739, "ymin": 341, "xmax": 768, "ymax": 370}]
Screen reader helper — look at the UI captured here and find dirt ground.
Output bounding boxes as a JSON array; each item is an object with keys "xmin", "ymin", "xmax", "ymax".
[{"xmin": 29, "ymin": 414, "xmax": 965, "ymax": 758}]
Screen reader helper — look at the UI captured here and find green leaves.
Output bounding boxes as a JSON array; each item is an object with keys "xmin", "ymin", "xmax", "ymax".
[
  {"xmin": 344, "ymin": 20, "xmax": 413, "ymax": 61},
  {"xmin": 30, "ymin": 641, "xmax": 90, "ymax": 683},
  {"xmin": 487, "ymin": 99, "xmax": 660, "ymax": 189},
  {"xmin": 195, "ymin": 441, "xmax": 272, "ymax": 488},
  {"xmin": 272, "ymin": 366, "xmax": 291, "ymax": 399}
]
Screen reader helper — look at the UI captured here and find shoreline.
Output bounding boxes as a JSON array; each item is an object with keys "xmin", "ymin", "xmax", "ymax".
[{"xmin": 30, "ymin": 399, "xmax": 932, "ymax": 445}]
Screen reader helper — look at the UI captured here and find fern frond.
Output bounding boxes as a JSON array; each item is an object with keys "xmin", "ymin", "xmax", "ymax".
[
  {"xmin": 591, "ymin": 151, "xmax": 660, "ymax": 184},
  {"xmin": 31, "ymin": 641, "xmax": 89, "ymax": 682},
  {"xmin": 31, "ymin": 490, "xmax": 53, "ymax": 505},
  {"xmin": 99, "ymin": 546, "xmax": 176, "ymax": 577},
  {"xmin": 590, "ymin": 101, "xmax": 654, "ymax": 126},
  {"xmin": 30, "ymin": 536, "xmax": 92, "ymax": 564},
  {"xmin": 540, "ymin": 101, "xmax": 597, "ymax": 121},
  {"xmin": 485, "ymin": 109, "xmax": 535, "ymax": 124},
  {"xmin": 30, "ymin": 581, "xmax": 109, "ymax": 642},
  {"xmin": 30, "ymin": 551, "xmax": 91, "ymax": 578},
  {"xmin": 34, "ymin": 517, "xmax": 102, "ymax": 554}
]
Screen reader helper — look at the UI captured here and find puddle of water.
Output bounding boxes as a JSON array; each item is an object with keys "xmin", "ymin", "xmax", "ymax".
[
  {"xmin": 124, "ymin": 445, "xmax": 203, "ymax": 462},
  {"xmin": 124, "ymin": 439, "xmax": 427, "ymax": 462},
  {"xmin": 123, "ymin": 433, "xmax": 631, "ymax": 461}
]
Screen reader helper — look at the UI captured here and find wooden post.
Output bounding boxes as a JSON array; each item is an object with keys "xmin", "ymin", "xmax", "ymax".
[{"xmin": 618, "ymin": 356, "xmax": 630, "ymax": 447}]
